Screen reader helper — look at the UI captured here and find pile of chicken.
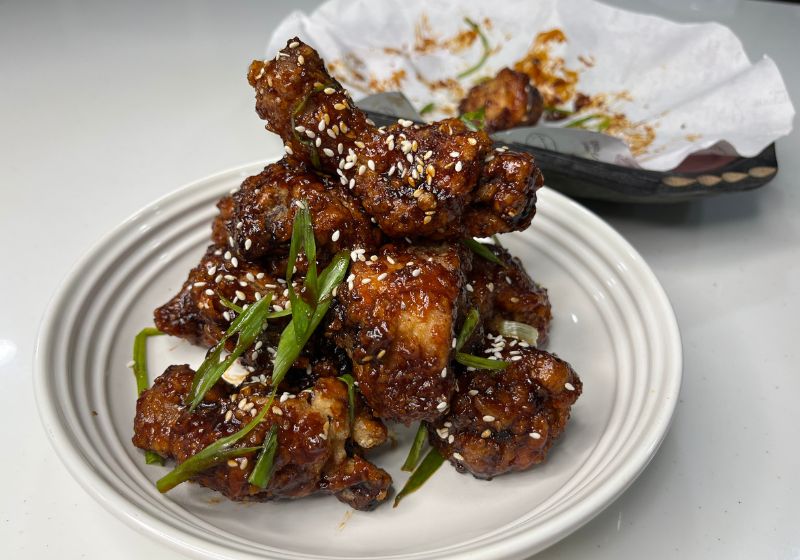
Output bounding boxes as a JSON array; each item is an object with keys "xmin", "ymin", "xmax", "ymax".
[{"xmin": 133, "ymin": 38, "xmax": 582, "ymax": 511}]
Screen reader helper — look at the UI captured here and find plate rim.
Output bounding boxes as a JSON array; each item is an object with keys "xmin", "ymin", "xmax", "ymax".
[{"xmin": 34, "ymin": 158, "xmax": 683, "ymax": 560}]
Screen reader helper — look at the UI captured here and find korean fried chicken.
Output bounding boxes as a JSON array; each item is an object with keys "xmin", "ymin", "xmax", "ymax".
[
  {"xmin": 329, "ymin": 243, "xmax": 469, "ymax": 424},
  {"xmin": 248, "ymin": 38, "xmax": 543, "ymax": 240},
  {"xmin": 215, "ymin": 158, "xmax": 381, "ymax": 264},
  {"xmin": 466, "ymin": 243, "xmax": 552, "ymax": 347},
  {"xmin": 133, "ymin": 365, "xmax": 391, "ymax": 510},
  {"xmin": 459, "ymin": 68, "xmax": 544, "ymax": 132},
  {"xmin": 427, "ymin": 344, "xmax": 581, "ymax": 479}
]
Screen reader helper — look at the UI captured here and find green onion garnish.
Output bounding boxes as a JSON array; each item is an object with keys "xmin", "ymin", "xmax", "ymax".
[
  {"xmin": 156, "ymin": 390, "xmax": 277, "ymax": 493},
  {"xmin": 565, "ymin": 113, "xmax": 611, "ymax": 132},
  {"xmin": 457, "ymin": 17, "xmax": 491, "ymax": 79},
  {"xmin": 459, "ymin": 106, "xmax": 486, "ymax": 132},
  {"xmin": 456, "ymin": 308, "xmax": 480, "ymax": 352},
  {"xmin": 337, "ymin": 374, "xmax": 357, "ymax": 427},
  {"xmin": 219, "ymin": 294, "xmax": 244, "ymax": 314},
  {"xmin": 394, "ymin": 447, "xmax": 445, "ymax": 507},
  {"xmin": 290, "ymin": 84, "xmax": 330, "ymax": 169},
  {"xmin": 496, "ymin": 320, "xmax": 539, "ymax": 347},
  {"xmin": 455, "ymin": 352, "xmax": 509, "ymax": 370},
  {"xmin": 419, "ymin": 102, "xmax": 435, "ymax": 116},
  {"xmin": 463, "ymin": 238, "xmax": 503, "ymax": 266},
  {"xmin": 247, "ymin": 424, "xmax": 279, "ymax": 488},
  {"xmin": 132, "ymin": 327, "xmax": 166, "ymax": 465},
  {"xmin": 271, "ymin": 250, "xmax": 349, "ymax": 388},
  {"xmin": 401, "ymin": 423, "xmax": 429, "ymax": 472},
  {"xmin": 187, "ymin": 293, "xmax": 274, "ymax": 411},
  {"xmin": 491, "ymin": 234, "xmax": 504, "ymax": 248}
]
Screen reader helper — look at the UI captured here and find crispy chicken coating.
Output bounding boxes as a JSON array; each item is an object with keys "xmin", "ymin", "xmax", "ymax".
[
  {"xmin": 219, "ymin": 158, "xmax": 381, "ymax": 263},
  {"xmin": 459, "ymin": 68, "xmax": 544, "ymax": 132},
  {"xmin": 329, "ymin": 243, "xmax": 471, "ymax": 424},
  {"xmin": 248, "ymin": 38, "xmax": 542, "ymax": 240},
  {"xmin": 466, "ymin": 243, "xmax": 552, "ymax": 347},
  {"xmin": 428, "ymin": 344, "xmax": 581, "ymax": 479},
  {"xmin": 133, "ymin": 365, "xmax": 391, "ymax": 510}
]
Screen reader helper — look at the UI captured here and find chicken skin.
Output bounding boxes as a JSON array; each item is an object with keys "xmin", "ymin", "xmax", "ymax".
[
  {"xmin": 247, "ymin": 38, "xmax": 543, "ymax": 240},
  {"xmin": 216, "ymin": 158, "xmax": 381, "ymax": 264},
  {"xmin": 427, "ymin": 344, "xmax": 581, "ymax": 479},
  {"xmin": 329, "ymin": 243, "xmax": 470, "ymax": 424},
  {"xmin": 466, "ymin": 243, "xmax": 552, "ymax": 347},
  {"xmin": 459, "ymin": 68, "xmax": 544, "ymax": 132},
  {"xmin": 133, "ymin": 365, "xmax": 391, "ymax": 510}
]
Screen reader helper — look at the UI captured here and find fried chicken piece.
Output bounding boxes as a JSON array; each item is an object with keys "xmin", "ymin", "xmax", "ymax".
[
  {"xmin": 248, "ymin": 38, "xmax": 542, "ymax": 240},
  {"xmin": 218, "ymin": 158, "xmax": 381, "ymax": 263},
  {"xmin": 459, "ymin": 68, "xmax": 544, "ymax": 132},
  {"xmin": 154, "ymin": 244, "xmax": 289, "ymax": 348},
  {"xmin": 329, "ymin": 243, "xmax": 470, "ymax": 424},
  {"xmin": 466, "ymin": 243, "xmax": 552, "ymax": 347},
  {"xmin": 428, "ymin": 344, "xmax": 581, "ymax": 479},
  {"xmin": 133, "ymin": 365, "xmax": 391, "ymax": 510}
]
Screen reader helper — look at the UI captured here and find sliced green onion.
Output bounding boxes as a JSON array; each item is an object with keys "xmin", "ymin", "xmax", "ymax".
[
  {"xmin": 247, "ymin": 425, "xmax": 279, "ymax": 488},
  {"xmin": 157, "ymin": 390, "xmax": 277, "ymax": 493},
  {"xmin": 265, "ymin": 308, "xmax": 292, "ymax": 319},
  {"xmin": 271, "ymin": 250, "xmax": 350, "ymax": 388},
  {"xmin": 419, "ymin": 102, "xmax": 435, "ymax": 116},
  {"xmin": 290, "ymin": 84, "xmax": 329, "ymax": 169},
  {"xmin": 401, "ymin": 423, "xmax": 429, "ymax": 472},
  {"xmin": 497, "ymin": 320, "xmax": 539, "ymax": 347},
  {"xmin": 394, "ymin": 447, "xmax": 445, "ymax": 507},
  {"xmin": 337, "ymin": 374, "xmax": 357, "ymax": 426},
  {"xmin": 456, "ymin": 308, "xmax": 480, "ymax": 352},
  {"xmin": 455, "ymin": 352, "xmax": 509, "ymax": 370},
  {"xmin": 543, "ymin": 105, "xmax": 574, "ymax": 117},
  {"xmin": 188, "ymin": 293, "xmax": 274, "ymax": 411},
  {"xmin": 463, "ymin": 238, "xmax": 503, "ymax": 266},
  {"xmin": 219, "ymin": 294, "xmax": 244, "ymax": 314},
  {"xmin": 132, "ymin": 327, "xmax": 166, "ymax": 466},
  {"xmin": 459, "ymin": 106, "xmax": 486, "ymax": 132},
  {"xmin": 565, "ymin": 113, "xmax": 611, "ymax": 132},
  {"xmin": 491, "ymin": 234, "xmax": 504, "ymax": 248},
  {"xmin": 457, "ymin": 18, "xmax": 491, "ymax": 79}
]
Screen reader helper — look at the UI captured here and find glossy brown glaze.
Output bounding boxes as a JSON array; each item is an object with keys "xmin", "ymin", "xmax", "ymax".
[
  {"xmin": 466, "ymin": 243, "xmax": 552, "ymax": 347},
  {"xmin": 428, "ymin": 345, "xmax": 581, "ymax": 479},
  {"xmin": 221, "ymin": 158, "xmax": 381, "ymax": 263},
  {"xmin": 133, "ymin": 366, "xmax": 391, "ymax": 510},
  {"xmin": 248, "ymin": 38, "xmax": 542, "ymax": 240},
  {"xmin": 459, "ymin": 68, "xmax": 544, "ymax": 132},
  {"xmin": 329, "ymin": 243, "xmax": 470, "ymax": 424}
]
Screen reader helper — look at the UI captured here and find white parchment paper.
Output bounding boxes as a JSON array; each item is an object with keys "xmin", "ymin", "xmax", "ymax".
[{"xmin": 267, "ymin": 0, "xmax": 794, "ymax": 171}]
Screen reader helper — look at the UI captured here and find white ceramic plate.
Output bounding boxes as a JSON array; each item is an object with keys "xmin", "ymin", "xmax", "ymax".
[{"xmin": 34, "ymin": 159, "xmax": 681, "ymax": 560}]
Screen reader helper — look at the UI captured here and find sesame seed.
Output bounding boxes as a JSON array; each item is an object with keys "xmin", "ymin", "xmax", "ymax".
[
  {"xmin": 411, "ymin": 269, "xmax": 421, "ymax": 277},
  {"xmin": 455, "ymin": 161, "xmax": 463, "ymax": 172},
  {"xmin": 326, "ymin": 128, "xmax": 336, "ymax": 139},
  {"xmin": 358, "ymin": 165, "xmax": 366, "ymax": 175},
  {"xmin": 284, "ymin": 144, "xmax": 294, "ymax": 155},
  {"xmin": 452, "ymin": 452, "xmax": 464, "ymax": 461},
  {"xmin": 355, "ymin": 141, "xmax": 366, "ymax": 149},
  {"xmin": 436, "ymin": 401, "xmax": 448, "ymax": 412},
  {"xmin": 231, "ymin": 257, "xmax": 238, "ymax": 268},
  {"xmin": 238, "ymin": 398, "xmax": 248, "ymax": 410},
  {"xmin": 222, "ymin": 311, "xmax": 231, "ymax": 321},
  {"xmin": 466, "ymin": 283, "xmax": 474, "ymax": 292},
  {"xmin": 243, "ymin": 402, "xmax": 254, "ymax": 412},
  {"xmin": 207, "ymin": 265, "xmax": 217, "ymax": 275},
  {"xmin": 367, "ymin": 159, "xmax": 375, "ymax": 171},
  {"xmin": 331, "ymin": 229, "xmax": 340, "ymax": 242},
  {"xmin": 440, "ymin": 367, "xmax": 447, "ymax": 378},
  {"xmin": 436, "ymin": 427, "xmax": 449, "ymax": 439},
  {"xmin": 423, "ymin": 216, "xmax": 432, "ymax": 224},
  {"xmin": 468, "ymin": 389, "xmax": 479, "ymax": 396},
  {"xmin": 377, "ymin": 272, "xmax": 388, "ymax": 281},
  {"xmin": 361, "ymin": 278, "xmax": 371, "ymax": 284},
  {"xmin": 565, "ymin": 382, "xmax": 576, "ymax": 391},
  {"xmin": 323, "ymin": 148, "xmax": 334, "ymax": 157},
  {"xmin": 530, "ymin": 432, "xmax": 542, "ymax": 439},
  {"xmin": 272, "ymin": 304, "xmax": 283, "ymax": 312},
  {"xmin": 125, "ymin": 360, "xmax": 135, "ymax": 368},
  {"xmin": 387, "ymin": 256, "xmax": 396, "ymax": 265},
  {"xmin": 337, "ymin": 142, "xmax": 343, "ymax": 154},
  {"xmin": 482, "ymin": 415, "xmax": 495, "ymax": 422},
  {"xmin": 318, "ymin": 119, "xmax": 325, "ymax": 131},
  {"xmin": 227, "ymin": 459, "xmax": 238, "ymax": 468},
  {"xmin": 511, "ymin": 355, "xmax": 523, "ymax": 361},
  {"xmin": 244, "ymin": 238, "xmax": 252, "ymax": 251},
  {"xmin": 468, "ymin": 137, "xmax": 477, "ymax": 145},
  {"xmin": 224, "ymin": 410, "xmax": 233, "ymax": 422},
  {"xmin": 204, "ymin": 289, "xmax": 214, "ymax": 296},
  {"xmin": 398, "ymin": 118, "xmax": 413, "ymax": 127},
  {"xmin": 288, "ymin": 41, "xmax": 299, "ymax": 48},
  {"xmin": 323, "ymin": 87, "xmax": 335, "ymax": 94},
  {"xmin": 377, "ymin": 349, "xmax": 386, "ymax": 359},
  {"xmin": 333, "ymin": 103, "xmax": 347, "ymax": 110},
  {"xmin": 272, "ymin": 406, "xmax": 283, "ymax": 416},
  {"xmin": 450, "ymin": 151, "xmax": 460, "ymax": 157},
  {"xmin": 193, "ymin": 281, "xmax": 206, "ymax": 287}
]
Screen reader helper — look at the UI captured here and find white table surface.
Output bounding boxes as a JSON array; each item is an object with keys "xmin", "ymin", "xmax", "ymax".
[{"xmin": 2, "ymin": 1, "xmax": 798, "ymax": 558}]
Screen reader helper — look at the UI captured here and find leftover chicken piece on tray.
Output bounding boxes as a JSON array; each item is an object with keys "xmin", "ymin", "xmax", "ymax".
[
  {"xmin": 132, "ymin": 36, "xmax": 581, "ymax": 511},
  {"xmin": 459, "ymin": 68, "xmax": 544, "ymax": 132}
]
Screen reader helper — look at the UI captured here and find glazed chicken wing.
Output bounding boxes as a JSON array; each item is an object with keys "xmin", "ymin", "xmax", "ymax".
[
  {"xmin": 459, "ymin": 68, "xmax": 544, "ymax": 132},
  {"xmin": 427, "ymin": 343, "xmax": 581, "ymax": 479},
  {"xmin": 133, "ymin": 365, "xmax": 391, "ymax": 510},
  {"xmin": 248, "ymin": 38, "xmax": 542, "ymax": 240},
  {"xmin": 216, "ymin": 158, "xmax": 381, "ymax": 263},
  {"xmin": 329, "ymin": 243, "xmax": 470, "ymax": 424},
  {"xmin": 466, "ymin": 243, "xmax": 552, "ymax": 347}
]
